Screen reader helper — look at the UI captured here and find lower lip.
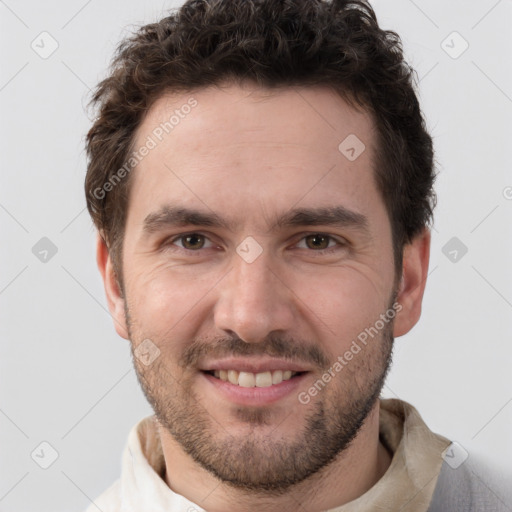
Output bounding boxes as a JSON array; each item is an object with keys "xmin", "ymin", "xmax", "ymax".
[{"xmin": 201, "ymin": 371, "xmax": 309, "ymax": 406}]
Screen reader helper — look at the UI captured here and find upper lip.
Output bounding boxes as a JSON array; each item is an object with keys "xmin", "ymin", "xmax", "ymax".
[{"xmin": 199, "ymin": 357, "xmax": 312, "ymax": 373}]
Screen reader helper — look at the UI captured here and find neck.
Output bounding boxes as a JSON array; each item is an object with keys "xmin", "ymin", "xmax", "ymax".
[{"xmin": 158, "ymin": 401, "xmax": 392, "ymax": 512}]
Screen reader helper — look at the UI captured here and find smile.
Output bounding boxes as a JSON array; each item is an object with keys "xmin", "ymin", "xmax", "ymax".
[{"xmin": 204, "ymin": 369, "xmax": 304, "ymax": 387}]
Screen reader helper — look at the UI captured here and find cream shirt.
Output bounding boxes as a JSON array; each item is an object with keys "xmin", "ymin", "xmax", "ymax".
[{"xmin": 85, "ymin": 398, "xmax": 452, "ymax": 512}]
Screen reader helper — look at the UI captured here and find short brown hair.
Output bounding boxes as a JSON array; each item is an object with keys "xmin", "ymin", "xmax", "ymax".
[{"xmin": 85, "ymin": 0, "xmax": 436, "ymax": 288}]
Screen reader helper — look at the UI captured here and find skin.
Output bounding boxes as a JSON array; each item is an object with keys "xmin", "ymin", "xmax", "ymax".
[{"xmin": 97, "ymin": 81, "xmax": 430, "ymax": 512}]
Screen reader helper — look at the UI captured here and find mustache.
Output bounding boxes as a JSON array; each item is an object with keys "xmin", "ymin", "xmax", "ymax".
[{"xmin": 180, "ymin": 333, "xmax": 331, "ymax": 370}]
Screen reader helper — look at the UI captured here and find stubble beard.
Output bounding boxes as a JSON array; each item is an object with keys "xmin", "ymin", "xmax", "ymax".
[{"xmin": 127, "ymin": 303, "xmax": 394, "ymax": 495}]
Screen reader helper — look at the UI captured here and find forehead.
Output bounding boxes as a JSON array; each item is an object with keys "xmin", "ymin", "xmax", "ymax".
[
  {"xmin": 133, "ymin": 82, "xmax": 374, "ymax": 158},
  {"xmin": 127, "ymin": 82, "xmax": 382, "ymax": 233}
]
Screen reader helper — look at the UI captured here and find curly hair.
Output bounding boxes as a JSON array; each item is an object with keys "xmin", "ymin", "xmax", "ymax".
[{"xmin": 85, "ymin": 0, "xmax": 436, "ymax": 287}]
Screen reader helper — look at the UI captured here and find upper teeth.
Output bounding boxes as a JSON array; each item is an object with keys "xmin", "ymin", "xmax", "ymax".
[{"xmin": 212, "ymin": 369, "xmax": 296, "ymax": 387}]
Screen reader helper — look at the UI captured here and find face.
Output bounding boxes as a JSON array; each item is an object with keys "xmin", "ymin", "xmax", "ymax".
[{"xmin": 100, "ymin": 82, "xmax": 426, "ymax": 493}]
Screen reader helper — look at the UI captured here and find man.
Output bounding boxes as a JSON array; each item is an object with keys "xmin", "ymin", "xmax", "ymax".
[{"xmin": 84, "ymin": 0, "xmax": 509, "ymax": 510}]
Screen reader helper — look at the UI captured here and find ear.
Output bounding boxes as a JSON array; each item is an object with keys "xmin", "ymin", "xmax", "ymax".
[
  {"xmin": 393, "ymin": 228, "xmax": 431, "ymax": 337},
  {"xmin": 96, "ymin": 232, "xmax": 129, "ymax": 340}
]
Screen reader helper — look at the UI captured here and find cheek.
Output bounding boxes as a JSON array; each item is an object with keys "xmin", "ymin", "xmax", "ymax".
[
  {"xmin": 125, "ymin": 263, "xmax": 219, "ymax": 338},
  {"xmin": 291, "ymin": 266, "xmax": 391, "ymax": 348},
  {"xmin": 124, "ymin": 251, "xmax": 394, "ymax": 353}
]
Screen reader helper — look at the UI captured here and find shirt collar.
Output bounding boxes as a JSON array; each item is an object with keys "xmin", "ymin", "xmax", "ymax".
[{"xmin": 118, "ymin": 398, "xmax": 451, "ymax": 511}]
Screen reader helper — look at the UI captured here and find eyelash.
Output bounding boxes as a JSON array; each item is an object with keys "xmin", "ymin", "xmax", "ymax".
[{"xmin": 163, "ymin": 232, "xmax": 347, "ymax": 255}]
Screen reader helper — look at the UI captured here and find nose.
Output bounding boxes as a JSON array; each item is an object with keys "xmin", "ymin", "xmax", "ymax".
[{"xmin": 213, "ymin": 249, "xmax": 296, "ymax": 344}]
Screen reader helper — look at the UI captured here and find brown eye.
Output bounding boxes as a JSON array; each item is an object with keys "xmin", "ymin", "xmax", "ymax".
[
  {"xmin": 175, "ymin": 233, "xmax": 209, "ymax": 250},
  {"xmin": 304, "ymin": 234, "xmax": 332, "ymax": 250}
]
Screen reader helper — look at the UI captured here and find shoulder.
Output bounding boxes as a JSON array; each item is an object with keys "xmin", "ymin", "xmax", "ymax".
[
  {"xmin": 83, "ymin": 479, "xmax": 121, "ymax": 512},
  {"xmin": 428, "ymin": 451, "xmax": 512, "ymax": 512}
]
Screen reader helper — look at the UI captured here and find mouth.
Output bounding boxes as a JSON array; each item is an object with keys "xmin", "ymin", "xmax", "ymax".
[
  {"xmin": 202, "ymin": 369, "xmax": 307, "ymax": 388},
  {"xmin": 198, "ymin": 357, "xmax": 312, "ymax": 405}
]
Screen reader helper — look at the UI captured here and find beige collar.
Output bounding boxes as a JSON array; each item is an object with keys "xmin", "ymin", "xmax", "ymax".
[{"xmin": 120, "ymin": 398, "xmax": 451, "ymax": 511}]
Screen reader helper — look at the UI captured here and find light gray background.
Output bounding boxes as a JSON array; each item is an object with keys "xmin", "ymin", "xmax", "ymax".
[{"xmin": 1, "ymin": 1, "xmax": 511, "ymax": 511}]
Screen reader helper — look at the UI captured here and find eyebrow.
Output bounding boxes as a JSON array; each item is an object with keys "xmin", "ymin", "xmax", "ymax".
[{"xmin": 141, "ymin": 205, "xmax": 370, "ymax": 237}]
